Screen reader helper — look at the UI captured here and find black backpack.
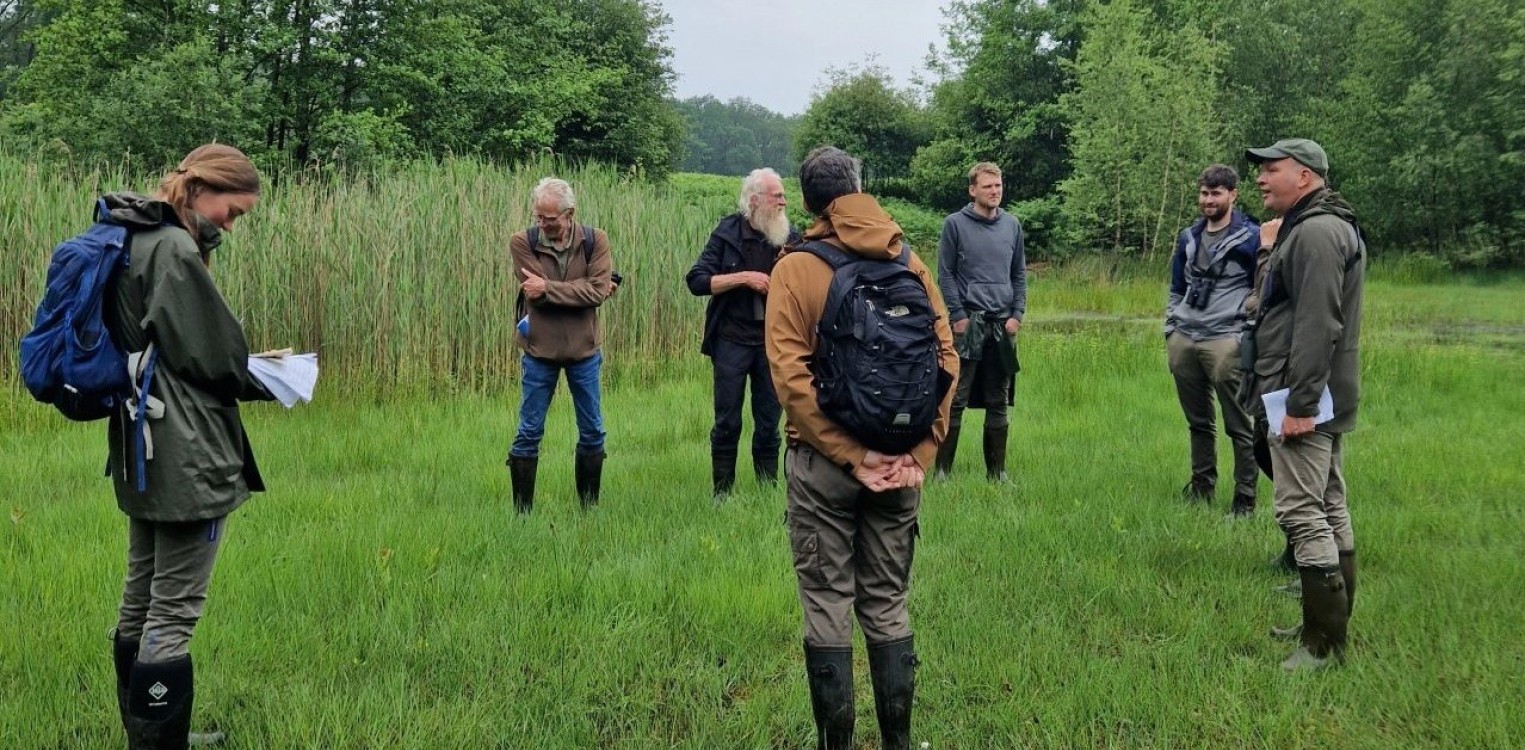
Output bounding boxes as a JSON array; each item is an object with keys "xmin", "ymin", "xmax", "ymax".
[{"xmin": 802, "ymin": 240, "xmax": 950, "ymax": 455}]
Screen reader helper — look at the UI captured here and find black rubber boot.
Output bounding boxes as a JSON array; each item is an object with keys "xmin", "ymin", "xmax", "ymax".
[
  {"xmin": 867, "ymin": 636, "xmax": 917, "ymax": 750},
  {"xmin": 1181, "ymin": 477, "xmax": 1214, "ymax": 503},
  {"xmin": 982, "ymin": 425, "xmax": 1008, "ymax": 481},
  {"xmin": 712, "ymin": 451, "xmax": 737, "ymax": 498},
  {"xmin": 753, "ymin": 449, "xmax": 779, "ymax": 487},
  {"xmin": 1282, "ymin": 565, "xmax": 1348, "ymax": 671},
  {"xmin": 804, "ymin": 644, "xmax": 855, "ymax": 750},
  {"xmin": 113, "ymin": 631, "xmax": 137, "ymax": 739},
  {"xmin": 508, "ymin": 455, "xmax": 538, "ymax": 515},
  {"xmin": 1340, "ymin": 549, "xmax": 1357, "ymax": 616},
  {"xmin": 933, "ymin": 425, "xmax": 960, "ymax": 479},
  {"xmin": 127, "ymin": 655, "xmax": 195, "ymax": 750},
  {"xmin": 575, "ymin": 451, "xmax": 605, "ymax": 509}
]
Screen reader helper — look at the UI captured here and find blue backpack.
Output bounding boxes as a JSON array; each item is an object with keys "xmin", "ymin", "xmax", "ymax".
[
  {"xmin": 20, "ymin": 199, "xmax": 145, "ymax": 422},
  {"xmin": 801, "ymin": 240, "xmax": 951, "ymax": 455}
]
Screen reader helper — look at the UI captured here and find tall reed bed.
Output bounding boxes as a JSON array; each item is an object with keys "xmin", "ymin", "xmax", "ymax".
[{"xmin": 1, "ymin": 151, "xmax": 747, "ymax": 419}]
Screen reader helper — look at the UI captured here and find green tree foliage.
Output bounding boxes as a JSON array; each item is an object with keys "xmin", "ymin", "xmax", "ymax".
[
  {"xmin": 675, "ymin": 96, "xmax": 798, "ymax": 176},
  {"xmin": 793, "ymin": 63, "xmax": 930, "ymax": 181},
  {"xmin": 915, "ymin": 0, "xmax": 1084, "ymax": 211},
  {"xmin": 0, "ymin": 0, "xmax": 682, "ymax": 175},
  {"xmin": 1058, "ymin": 0, "xmax": 1224, "ymax": 256}
]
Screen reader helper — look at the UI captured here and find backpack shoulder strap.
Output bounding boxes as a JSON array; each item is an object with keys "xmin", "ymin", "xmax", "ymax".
[
  {"xmin": 527, "ymin": 226, "xmax": 539, "ymax": 250},
  {"xmin": 800, "ymin": 240, "xmax": 856, "ymax": 270},
  {"xmin": 582, "ymin": 224, "xmax": 596, "ymax": 265}
]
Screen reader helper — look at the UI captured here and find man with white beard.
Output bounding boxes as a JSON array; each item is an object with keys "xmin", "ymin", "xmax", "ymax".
[{"xmin": 687, "ymin": 168, "xmax": 800, "ymax": 498}]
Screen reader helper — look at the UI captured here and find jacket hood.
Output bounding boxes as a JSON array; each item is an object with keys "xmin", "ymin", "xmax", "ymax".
[
  {"xmin": 1298, "ymin": 188, "xmax": 1359, "ymax": 226},
  {"xmin": 800, "ymin": 193, "xmax": 905, "ymax": 260},
  {"xmin": 102, "ymin": 191, "xmax": 223, "ymax": 253},
  {"xmin": 959, "ymin": 203, "xmax": 1003, "ymax": 225}
]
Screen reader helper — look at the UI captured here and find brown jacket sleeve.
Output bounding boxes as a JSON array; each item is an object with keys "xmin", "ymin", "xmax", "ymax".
[
  {"xmin": 764, "ymin": 250, "xmax": 958, "ymax": 472},
  {"xmin": 509, "ymin": 227, "xmax": 613, "ymax": 309}
]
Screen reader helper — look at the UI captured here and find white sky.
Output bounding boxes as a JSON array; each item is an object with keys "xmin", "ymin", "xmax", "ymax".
[{"xmin": 660, "ymin": 0, "xmax": 953, "ymax": 116}]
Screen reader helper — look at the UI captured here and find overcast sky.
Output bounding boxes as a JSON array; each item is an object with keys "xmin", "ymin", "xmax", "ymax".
[{"xmin": 661, "ymin": 0, "xmax": 952, "ymax": 116}]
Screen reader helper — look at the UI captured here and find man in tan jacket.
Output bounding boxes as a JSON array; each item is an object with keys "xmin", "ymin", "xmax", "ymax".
[
  {"xmin": 507, "ymin": 177, "xmax": 615, "ymax": 513},
  {"xmin": 766, "ymin": 146, "xmax": 958, "ymax": 750}
]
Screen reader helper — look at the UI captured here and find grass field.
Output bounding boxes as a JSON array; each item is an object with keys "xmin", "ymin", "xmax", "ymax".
[{"xmin": 3, "ymin": 267, "xmax": 1522, "ymax": 748}]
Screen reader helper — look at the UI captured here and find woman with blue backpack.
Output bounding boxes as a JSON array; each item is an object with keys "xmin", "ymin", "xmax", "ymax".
[{"xmin": 97, "ymin": 143, "xmax": 271, "ymax": 749}]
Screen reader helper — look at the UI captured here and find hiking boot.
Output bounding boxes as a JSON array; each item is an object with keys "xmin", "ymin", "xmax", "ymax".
[
  {"xmin": 1181, "ymin": 477, "xmax": 1214, "ymax": 503},
  {"xmin": 575, "ymin": 451, "xmax": 604, "ymax": 509},
  {"xmin": 804, "ymin": 644, "xmax": 855, "ymax": 750},
  {"xmin": 982, "ymin": 425, "xmax": 1009, "ymax": 482},
  {"xmin": 508, "ymin": 455, "xmax": 537, "ymax": 515},
  {"xmin": 1226, "ymin": 490, "xmax": 1255, "ymax": 518},
  {"xmin": 867, "ymin": 636, "xmax": 917, "ymax": 750},
  {"xmin": 934, "ymin": 425, "xmax": 960, "ymax": 480}
]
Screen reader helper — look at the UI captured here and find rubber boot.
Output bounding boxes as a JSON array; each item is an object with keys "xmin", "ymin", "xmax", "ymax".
[
  {"xmin": 867, "ymin": 636, "xmax": 917, "ymax": 750},
  {"xmin": 933, "ymin": 425, "xmax": 960, "ymax": 480},
  {"xmin": 1273, "ymin": 550, "xmax": 1357, "ymax": 640},
  {"xmin": 1281, "ymin": 565, "xmax": 1348, "ymax": 671},
  {"xmin": 1340, "ymin": 549, "xmax": 1357, "ymax": 617},
  {"xmin": 127, "ymin": 655, "xmax": 197, "ymax": 750},
  {"xmin": 804, "ymin": 644, "xmax": 855, "ymax": 750},
  {"xmin": 712, "ymin": 451, "xmax": 737, "ymax": 499},
  {"xmin": 508, "ymin": 455, "xmax": 537, "ymax": 515},
  {"xmin": 575, "ymin": 451, "xmax": 604, "ymax": 509},
  {"xmin": 113, "ymin": 631, "xmax": 137, "ymax": 739},
  {"xmin": 982, "ymin": 424, "xmax": 1008, "ymax": 482},
  {"xmin": 753, "ymin": 449, "xmax": 779, "ymax": 487}
]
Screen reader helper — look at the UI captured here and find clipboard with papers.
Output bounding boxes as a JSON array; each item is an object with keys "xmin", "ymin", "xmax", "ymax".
[
  {"xmin": 1261, "ymin": 386, "xmax": 1333, "ymax": 437},
  {"xmin": 247, "ymin": 350, "xmax": 319, "ymax": 408}
]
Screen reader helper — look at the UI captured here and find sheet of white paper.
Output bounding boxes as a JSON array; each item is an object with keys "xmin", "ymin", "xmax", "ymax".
[
  {"xmin": 247, "ymin": 353, "xmax": 319, "ymax": 408},
  {"xmin": 1261, "ymin": 386, "xmax": 1334, "ymax": 437}
]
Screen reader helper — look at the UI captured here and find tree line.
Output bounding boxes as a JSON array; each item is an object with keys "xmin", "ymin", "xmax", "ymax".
[
  {"xmin": 2, "ymin": 0, "xmax": 1520, "ymax": 266},
  {"xmin": 795, "ymin": 0, "xmax": 1523, "ymax": 266}
]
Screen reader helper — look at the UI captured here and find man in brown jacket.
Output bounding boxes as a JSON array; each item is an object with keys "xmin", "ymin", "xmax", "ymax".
[
  {"xmin": 507, "ymin": 177, "xmax": 615, "ymax": 513},
  {"xmin": 1243, "ymin": 138, "xmax": 1365, "ymax": 671},
  {"xmin": 766, "ymin": 146, "xmax": 958, "ymax": 750}
]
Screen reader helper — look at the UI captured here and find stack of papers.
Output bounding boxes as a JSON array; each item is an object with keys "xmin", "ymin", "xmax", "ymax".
[
  {"xmin": 1261, "ymin": 386, "xmax": 1334, "ymax": 437},
  {"xmin": 247, "ymin": 353, "xmax": 319, "ymax": 408}
]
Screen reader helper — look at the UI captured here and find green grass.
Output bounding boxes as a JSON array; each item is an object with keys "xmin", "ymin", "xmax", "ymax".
[{"xmin": 3, "ymin": 272, "xmax": 1523, "ymax": 748}]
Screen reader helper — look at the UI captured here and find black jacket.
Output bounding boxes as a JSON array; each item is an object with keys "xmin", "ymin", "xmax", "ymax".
[{"xmin": 685, "ymin": 213, "xmax": 800, "ymax": 356}]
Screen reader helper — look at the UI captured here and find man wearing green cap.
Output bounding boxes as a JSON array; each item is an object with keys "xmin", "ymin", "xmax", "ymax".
[{"xmin": 1242, "ymin": 138, "xmax": 1365, "ymax": 671}]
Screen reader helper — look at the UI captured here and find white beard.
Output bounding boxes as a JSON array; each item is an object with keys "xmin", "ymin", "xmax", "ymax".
[{"xmin": 749, "ymin": 207, "xmax": 791, "ymax": 248}]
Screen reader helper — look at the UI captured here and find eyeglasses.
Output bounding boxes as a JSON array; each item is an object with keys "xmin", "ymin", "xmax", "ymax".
[{"xmin": 533, "ymin": 210, "xmax": 570, "ymax": 224}]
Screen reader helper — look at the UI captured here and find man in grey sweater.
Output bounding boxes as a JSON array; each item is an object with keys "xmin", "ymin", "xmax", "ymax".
[{"xmin": 934, "ymin": 162, "xmax": 1027, "ymax": 481}]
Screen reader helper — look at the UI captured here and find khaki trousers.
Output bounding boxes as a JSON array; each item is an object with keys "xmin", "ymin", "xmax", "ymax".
[
  {"xmin": 1167, "ymin": 333, "xmax": 1256, "ymax": 495},
  {"xmin": 786, "ymin": 444, "xmax": 920, "ymax": 647},
  {"xmin": 1269, "ymin": 432, "xmax": 1354, "ymax": 568},
  {"xmin": 117, "ymin": 517, "xmax": 226, "ymax": 662}
]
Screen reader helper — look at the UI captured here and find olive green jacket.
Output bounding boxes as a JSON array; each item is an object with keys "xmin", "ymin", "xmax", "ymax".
[
  {"xmin": 1249, "ymin": 188, "xmax": 1365, "ymax": 433},
  {"xmin": 102, "ymin": 192, "xmax": 271, "ymax": 521}
]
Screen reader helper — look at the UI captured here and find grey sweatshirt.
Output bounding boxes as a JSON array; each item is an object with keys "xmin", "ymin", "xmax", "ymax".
[{"xmin": 937, "ymin": 204, "xmax": 1027, "ymax": 323}]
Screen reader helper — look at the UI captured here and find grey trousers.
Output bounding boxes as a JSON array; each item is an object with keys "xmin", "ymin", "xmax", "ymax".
[
  {"xmin": 117, "ymin": 517, "xmax": 226, "ymax": 663},
  {"xmin": 1167, "ymin": 333, "xmax": 1256, "ymax": 495},
  {"xmin": 786, "ymin": 444, "xmax": 920, "ymax": 647},
  {"xmin": 1269, "ymin": 432, "xmax": 1354, "ymax": 569}
]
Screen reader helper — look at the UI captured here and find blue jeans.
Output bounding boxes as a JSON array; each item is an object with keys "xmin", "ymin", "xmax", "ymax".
[{"xmin": 510, "ymin": 352, "xmax": 606, "ymax": 458}]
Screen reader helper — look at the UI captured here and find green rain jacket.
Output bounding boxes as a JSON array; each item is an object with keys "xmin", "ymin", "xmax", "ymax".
[
  {"xmin": 1248, "ymin": 188, "xmax": 1365, "ymax": 434},
  {"xmin": 102, "ymin": 192, "xmax": 272, "ymax": 521}
]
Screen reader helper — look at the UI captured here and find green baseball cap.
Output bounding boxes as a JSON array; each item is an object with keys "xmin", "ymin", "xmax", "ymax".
[{"xmin": 1245, "ymin": 138, "xmax": 1328, "ymax": 177}]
